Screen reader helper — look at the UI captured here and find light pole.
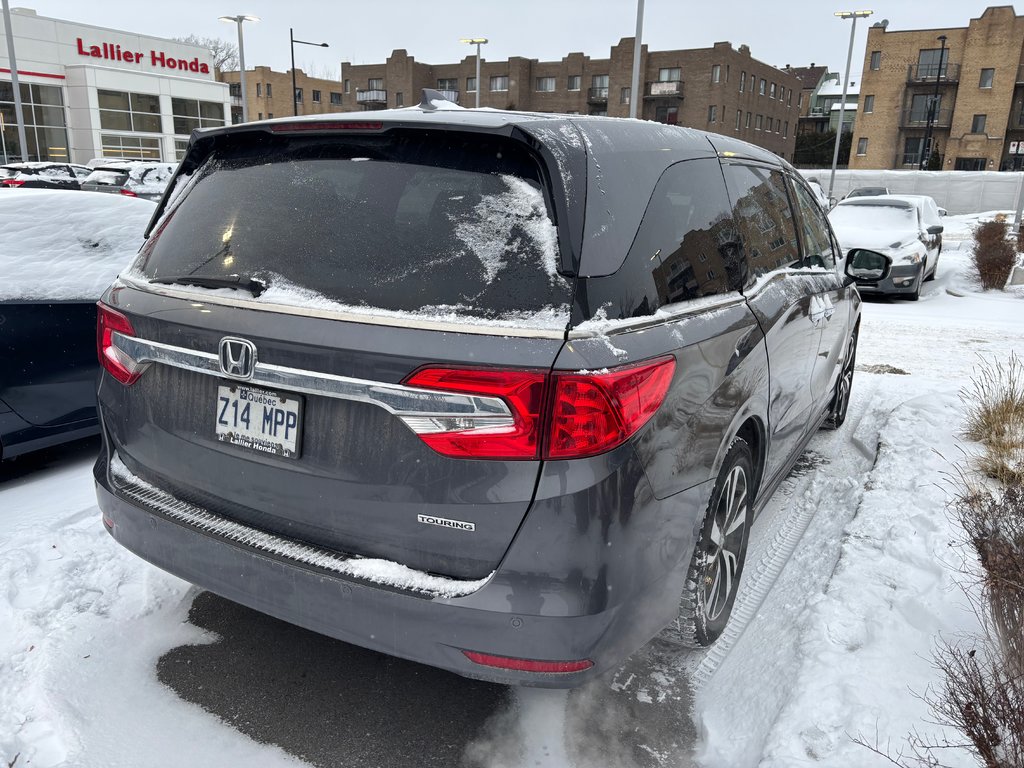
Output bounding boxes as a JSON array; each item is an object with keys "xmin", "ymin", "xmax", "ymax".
[
  {"xmin": 828, "ymin": 9, "xmax": 873, "ymax": 202},
  {"xmin": 919, "ymin": 34, "xmax": 947, "ymax": 170},
  {"xmin": 459, "ymin": 38, "xmax": 488, "ymax": 108},
  {"xmin": 218, "ymin": 14, "xmax": 259, "ymax": 123},
  {"xmin": 2, "ymin": 0, "xmax": 29, "ymax": 161},
  {"xmin": 290, "ymin": 28, "xmax": 329, "ymax": 116},
  {"xmin": 629, "ymin": 0, "xmax": 644, "ymax": 119}
]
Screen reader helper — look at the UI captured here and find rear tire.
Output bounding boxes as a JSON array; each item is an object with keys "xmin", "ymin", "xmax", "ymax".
[
  {"xmin": 667, "ymin": 437, "xmax": 754, "ymax": 648},
  {"xmin": 823, "ymin": 329, "xmax": 857, "ymax": 430}
]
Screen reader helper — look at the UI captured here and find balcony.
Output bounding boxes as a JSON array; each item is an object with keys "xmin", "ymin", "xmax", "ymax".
[
  {"xmin": 906, "ymin": 62, "xmax": 960, "ymax": 84},
  {"xmin": 644, "ymin": 80, "xmax": 684, "ymax": 99},
  {"xmin": 356, "ymin": 89, "xmax": 388, "ymax": 107},
  {"xmin": 587, "ymin": 86, "xmax": 609, "ymax": 103},
  {"xmin": 900, "ymin": 108, "xmax": 953, "ymax": 129},
  {"xmin": 809, "ymin": 107, "xmax": 827, "ymax": 117}
]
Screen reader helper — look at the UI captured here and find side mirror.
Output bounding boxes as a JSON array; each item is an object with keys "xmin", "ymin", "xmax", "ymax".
[
  {"xmin": 927, "ymin": 224, "xmax": 944, "ymax": 235},
  {"xmin": 844, "ymin": 248, "xmax": 892, "ymax": 284}
]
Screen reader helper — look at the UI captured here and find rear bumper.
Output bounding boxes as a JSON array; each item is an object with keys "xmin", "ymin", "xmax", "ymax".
[{"xmin": 95, "ymin": 451, "xmax": 708, "ymax": 687}]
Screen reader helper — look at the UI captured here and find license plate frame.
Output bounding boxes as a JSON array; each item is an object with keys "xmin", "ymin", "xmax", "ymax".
[{"xmin": 215, "ymin": 383, "xmax": 303, "ymax": 459}]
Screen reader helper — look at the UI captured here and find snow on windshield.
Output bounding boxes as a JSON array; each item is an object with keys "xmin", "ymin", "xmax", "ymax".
[
  {"xmin": 0, "ymin": 190, "xmax": 154, "ymax": 300},
  {"xmin": 452, "ymin": 174, "xmax": 561, "ymax": 282},
  {"xmin": 830, "ymin": 203, "xmax": 917, "ymax": 231}
]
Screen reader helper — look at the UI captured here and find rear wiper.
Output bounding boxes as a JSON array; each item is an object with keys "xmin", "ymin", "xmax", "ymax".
[{"xmin": 150, "ymin": 275, "xmax": 267, "ymax": 297}]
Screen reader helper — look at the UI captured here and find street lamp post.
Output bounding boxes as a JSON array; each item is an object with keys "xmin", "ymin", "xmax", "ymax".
[
  {"xmin": 290, "ymin": 28, "xmax": 329, "ymax": 117},
  {"xmin": 218, "ymin": 14, "xmax": 259, "ymax": 123},
  {"xmin": 828, "ymin": 9, "xmax": 873, "ymax": 202},
  {"xmin": 459, "ymin": 38, "xmax": 488, "ymax": 108},
  {"xmin": 2, "ymin": 0, "xmax": 29, "ymax": 161},
  {"xmin": 919, "ymin": 34, "xmax": 947, "ymax": 170},
  {"xmin": 629, "ymin": 0, "xmax": 644, "ymax": 119}
]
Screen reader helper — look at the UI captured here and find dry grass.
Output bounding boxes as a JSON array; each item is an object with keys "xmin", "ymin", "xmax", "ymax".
[
  {"xmin": 961, "ymin": 353, "xmax": 1024, "ymax": 485},
  {"xmin": 972, "ymin": 217, "xmax": 1018, "ymax": 291}
]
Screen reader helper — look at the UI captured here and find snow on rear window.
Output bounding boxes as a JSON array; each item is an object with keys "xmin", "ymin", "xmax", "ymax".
[
  {"xmin": 0, "ymin": 189, "xmax": 153, "ymax": 300},
  {"xmin": 829, "ymin": 203, "xmax": 916, "ymax": 231}
]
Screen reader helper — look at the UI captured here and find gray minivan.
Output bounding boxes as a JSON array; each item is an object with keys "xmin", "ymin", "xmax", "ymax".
[{"xmin": 94, "ymin": 99, "xmax": 887, "ymax": 686}]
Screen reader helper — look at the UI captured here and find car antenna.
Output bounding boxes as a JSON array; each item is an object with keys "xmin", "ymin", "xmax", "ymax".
[{"xmin": 418, "ymin": 88, "xmax": 463, "ymax": 112}]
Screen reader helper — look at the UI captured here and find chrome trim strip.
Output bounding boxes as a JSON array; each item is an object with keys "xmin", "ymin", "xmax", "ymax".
[
  {"xmin": 108, "ymin": 454, "xmax": 490, "ymax": 599},
  {"xmin": 112, "ymin": 333, "xmax": 513, "ymax": 422},
  {"xmin": 116, "ymin": 275, "xmax": 570, "ymax": 340},
  {"xmin": 567, "ymin": 293, "xmax": 748, "ymax": 339}
]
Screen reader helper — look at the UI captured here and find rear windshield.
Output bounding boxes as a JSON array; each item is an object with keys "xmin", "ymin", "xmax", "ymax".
[
  {"xmin": 830, "ymin": 203, "xmax": 917, "ymax": 230},
  {"xmin": 85, "ymin": 170, "xmax": 130, "ymax": 186},
  {"xmin": 134, "ymin": 130, "xmax": 571, "ymax": 328}
]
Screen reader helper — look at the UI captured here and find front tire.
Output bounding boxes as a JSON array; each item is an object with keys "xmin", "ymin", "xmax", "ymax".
[{"xmin": 667, "ymin": 437, "xmax": 754, "ymax": 647}]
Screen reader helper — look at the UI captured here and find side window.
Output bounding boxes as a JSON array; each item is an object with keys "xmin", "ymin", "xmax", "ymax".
[
  {"xmin": 721, "ymin": 164, "xmax": 799, "ymax": 286},
  {"xmin": 789, "ymin": 178, "xmax": 837, "ymax": 270},
  {"xmin": 575, "ymin": 158, "xmax": 742, "ymax": 320}
]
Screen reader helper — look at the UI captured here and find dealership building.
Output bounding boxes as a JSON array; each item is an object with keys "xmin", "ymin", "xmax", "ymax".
[{"xmin": 0, "ymin": 8, "xmax": 229, "ymax": 164}]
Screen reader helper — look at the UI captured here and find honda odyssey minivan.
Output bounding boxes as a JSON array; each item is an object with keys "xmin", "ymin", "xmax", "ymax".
[{"xmin": 94, "ymin": 94, "xmax": 885, "ymax": 686}]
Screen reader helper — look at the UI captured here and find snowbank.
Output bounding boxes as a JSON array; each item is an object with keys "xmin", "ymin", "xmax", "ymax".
[{"xmin": 0, "ymin": 189, "xmax": 154, "ymax": 301}]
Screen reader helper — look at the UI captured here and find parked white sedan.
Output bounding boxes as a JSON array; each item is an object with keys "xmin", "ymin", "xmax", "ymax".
[{"xmin": 828, "ymin": 194, "xmax": 944, "ymax": 301}]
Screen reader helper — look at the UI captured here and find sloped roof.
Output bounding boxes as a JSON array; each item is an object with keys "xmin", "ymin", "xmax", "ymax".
[{"xmin": 786, "ymin": 65, "xmax": 829, "ymax": 89}]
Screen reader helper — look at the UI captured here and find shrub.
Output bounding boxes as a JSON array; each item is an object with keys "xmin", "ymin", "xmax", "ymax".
[
  {"xmin": 972, "ymin": 218, "xmax": 1018, "ymax": 291},
  {"xmin": 961, "ymin": 353, "xmax": 1024, "ymax": 485}
]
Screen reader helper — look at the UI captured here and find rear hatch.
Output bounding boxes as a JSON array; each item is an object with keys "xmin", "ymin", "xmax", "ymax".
[
  {"xmin": 101, "ymin": 124, "xmax": 575, "ymax": 580},
  {"xmin": 81, "ymin": 168, "xmax": 130, "ymax": 194}
]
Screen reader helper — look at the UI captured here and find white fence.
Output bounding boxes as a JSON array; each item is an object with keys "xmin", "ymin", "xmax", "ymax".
[{"xmin": 798, "ymin": 169, "xmax": 1024, "ymax": 215}]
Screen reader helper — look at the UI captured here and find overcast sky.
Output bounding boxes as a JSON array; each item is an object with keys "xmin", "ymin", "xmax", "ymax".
[{"xmin": 21, "ymin": 0, "xmax": 1012, "ymax": 82}]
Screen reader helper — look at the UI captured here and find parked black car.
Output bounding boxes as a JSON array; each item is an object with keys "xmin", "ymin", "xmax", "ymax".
[
  {"xmin": 0, "ymin": 162, "xmax": 93, "ymax": 190},
  {"xmin": 94, "ymin": 100, "xmax": 887, "ymax": 686}
]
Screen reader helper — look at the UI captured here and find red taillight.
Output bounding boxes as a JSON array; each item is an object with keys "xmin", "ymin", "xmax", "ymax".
[
  {"xmin": 119, "ymin": 188, "xmax": 138, "ymax": 197},
  {"xmin": 546, "ymin": 357, "xmax": 676, "ymax": 459},
  {"xmin": 462, "ymin": 650, "xmax": 593, "ymax": 674},
  {"xmin": 1, "ymin": 178, "xmax": 24, "ymax": 187},
  {"xmin": 403, "ymin": 368, "xmax": 547, "ymax": 459},
  {"xmin": 269, "ymin": 121, "xmax": 384, "ymax": 133},
  {"xmin": 97, "ymin": 302, "xmax": 142, "ymax": 385},
  {"xmin": 402, "ymin": 357, "xmax": 675, "ymax": 461}
]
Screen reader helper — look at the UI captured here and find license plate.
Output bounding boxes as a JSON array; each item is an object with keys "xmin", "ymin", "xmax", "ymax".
[{"xmin": 215, "ymin": 384, "xmax": 302, "ymax": 459}]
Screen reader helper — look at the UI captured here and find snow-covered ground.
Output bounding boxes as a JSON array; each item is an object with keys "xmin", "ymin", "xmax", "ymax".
[{"xmin": 1, "ymin": 212, "xmax": 1020, "ymax": 767}]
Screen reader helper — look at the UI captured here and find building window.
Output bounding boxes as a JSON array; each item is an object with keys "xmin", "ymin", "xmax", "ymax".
[
  {"xmin": 870, "ymin": 51, "xmax": 881, "ymax": 70},
  {"xmin": 620, "ymin": 87, "xmax": 631, "ymax": 104},
  {"xmin": 536, "ymin": 76, "xmax": 555, "ymax": 92},
  {"xmin": 228, "ymin": 82, "xmax": 241, "ymax": 97},
  {"xmin": 972, "ymin": 114, "xmax": 987, "ymax": 134},
  {"xmin": 174, "ymin": 138, "xmax": 189, "ymax": 160},
  {"xmin": 708, "ymin": 104, "xmax": 717, "ymax": 122},
  {"xmin": 759, "ymin": 78, "xmax": 766, "ymax": 96},
  {"xmin": 755, "ymin": 114, "xmax": 763, "ymax": 130},
  {"xmin": 0, "ymin": 81, "xmax": 69, "ymax": 162},
  {"xmin": 740, "ymin": 71, "xmax": 746, "ymax": 92},
  {"xmin": 765, "ymin": 117, "xmax": 772, "ymax": 132},
  {"xmin": 256, "ymin": 82, "xmax": 262, "ymax": 97},
  {"xmin": 100, "ymin": 133, "xmax": 161, "ymax": 160},
  {"xmin": 658, "ymin": 67, "xmax": 680, "ymax": 82},
  {"xmin": 437, "ymin": 78, "xmax": 458, "ymax": 91},
  {"xmin": 783, "ymin": 121, "xmax": 789, "ymax": 137},
  {"xmin": 745, "ymin": 111, "xmax": 751, "ymax": 128},
  {"xmin": 863, "ymin": 94, "xmax": 875, "ymax": 113},
  {"xmin": 343, "ymin": 80, "xmax": 350, "ymax": 94},
  {"xmin": 267, "ymin": 112, "xmax": 273, "ymax": 118},
  {"xmin": 257, "ymin": 112, "xmax": 262, "ymax": 120},
  {"xmin": 917, "ymin": 49, "xmax": 948, "ymax": 79},
  {"xmin": 770, "ymin": 82, "xmax": 776, "ymax": 99},
  {"xmin": 171, "ymin": 98, "xmax": 226, "ymax": 135},
  {"xmin": 788, "ymin": 90, "xmax": 793, "ymax": 107},
  {"xmin": 955, "ymin": 157, "xmax": 987, "ymax": 171},
  {"xmin": 490, "ymin": 75, "xmax": 509, "ymax": 92},
  {"xmin": 589, "ymin": 109, "xmax": 608, "ymax": 116},
  {"xmin": 797, "ymin": 92, "xmax": 803, "ymax": 109},
  {"xmin": 979, "ymin": 68, "xmax": 994, "ymax": 88},
  {"xmin": 330, "ymin": 92, "xmax": 341, "ymax": 105},
  {"xmin": 568, "ymin": 75, "xmax": 581, "ymax": 91},
  {"xmin": 736, "ymin": 109, "xmax": 742, "ymax": 130},
  {"xmin": 294, "ymin": 87, "xmax": 303, "ymax": 103},
  {"xmin": 98, "ymin": 89, "xmax": 161, "ymax": 133},
  {"xmin": 266, "ymin": 83, "xmax": 272, "ymax": 98},
  {"xmin": 655, "ymin": 105, "xmax": 678, "ymax": 124},
  {"xmin": 368, "ymin": 78, "xmax": 383, "ymax": 90},
  {"xmin": 395, "ymin": 92, "xmax": 403, "ymax": 107},
  {"xmin": 857, "ymin": 137, "xmax": 868, "ymax": 155},
  {"xmin": 312, "ymin": 90, "xmax": 321, "ymax": 103},
  {"xmin": 712, "ymin": 64, "xmax": 721, "ymax": 83},
  {"xmin": 466, "ymin": 76, "xmax": 477, "ymax": 92}
]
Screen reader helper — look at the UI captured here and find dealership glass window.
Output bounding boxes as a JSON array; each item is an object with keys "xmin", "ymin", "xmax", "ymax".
[
  {"xmin": 659, "ymin": 67, "xmax": 681, "ymax": 82},
  {"xmin": 568, "ymin": 75, "xmax": 580, "ymax": 91},
  {"xmin": 857, "ymin": 137, "xmax": 868, "ymax": 155},
  {"xmin": 466, "ymin": 76, "xmax": 477, "ymax": 92},
  {"xmin": 330, "ymin": 92, "xmax": 341, "ymax": 105},
  {"xmin": 0, "ymin": 82, "xmax": 69, "ymax": 163},
  {"xmin": 870, "ymin": 51, "xmax": 881, "ymax": 70},
  {"xmin": 98, "ymin": 89, "xmax": 161, "ymax": 133},
  {"xmin": 100, "ymin": 133, "xmax": 161, "ymax": 160},
  {"xmin": 972, "ymin": 114, "xmax": 987, "ymax": 133},
  {"xmin": 171, "ymin": 98, "xmax": 226, "ymax": 135},
  {"xmin": 490, "ymin": 75, "xmax": 509, "ymax": 92},
  {"xmin": 175, "ymin": 139, "xmax": 189, "ymax": 160},
  {"xmin": 862, "ymin": 94, "xmax": 874, "ymax": 113},
  {"xmin": 712, "ymin": 64, "xmax": 721, "ymax": 83},
  {"xmin": 536, "ymin": 76, "xmax": 555, "ymax": 92},
  {"xmin": 312, "ymin": 90, "xmax": 321, "ymax": 103},
  {"xmin": 979, "ymin": 68, "xmax": 994, "ymax": 88}
]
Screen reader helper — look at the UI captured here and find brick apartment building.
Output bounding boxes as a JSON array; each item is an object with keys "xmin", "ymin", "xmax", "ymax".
[
  {"xmin": 221, "ymin": 38, "xmax": 801, "ymax": 160},
  {"xmin": 850, "ymin": 6, "xmax": 1024, "ymax": 171}
]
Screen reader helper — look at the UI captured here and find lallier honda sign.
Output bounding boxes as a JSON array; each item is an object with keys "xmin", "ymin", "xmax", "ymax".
[{"xmin": 76, "ymin": 38, "xmax": 211, "ymax": 74}]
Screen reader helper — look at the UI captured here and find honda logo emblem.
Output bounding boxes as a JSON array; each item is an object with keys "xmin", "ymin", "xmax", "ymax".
[{"xmin": 218, "ymin": 337, "xmax": 257, "ymax": 380}]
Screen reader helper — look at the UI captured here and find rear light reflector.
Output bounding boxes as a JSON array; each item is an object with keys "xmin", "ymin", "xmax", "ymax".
[
  {"xmin": 269, "ymin": 121, "xmax": 384, "ymax": 133},
  {"xmin": 402, "ymin": 368, "xmax": 546, "ymax": 459},
  {"xmin": 97, "ymin": 302, "xmax": 142, "ymax": 385},
  {"xmin": 119, "ymin": 188, "xmax": 138, "ymax": 197},
  {"xmin": 1, "ymin": 178, "xmax": 24, "ymax": 187},
  {"xmin": 462, "ymin": 650, "xmax": 593, "ymax": 674},
  {"xmin": 401, "ymin": 356, "xmax": 675, "ymax": 461},
  {"xmin": 546, "ymin": 357, "xmax": 676, "ymax": 459}
]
